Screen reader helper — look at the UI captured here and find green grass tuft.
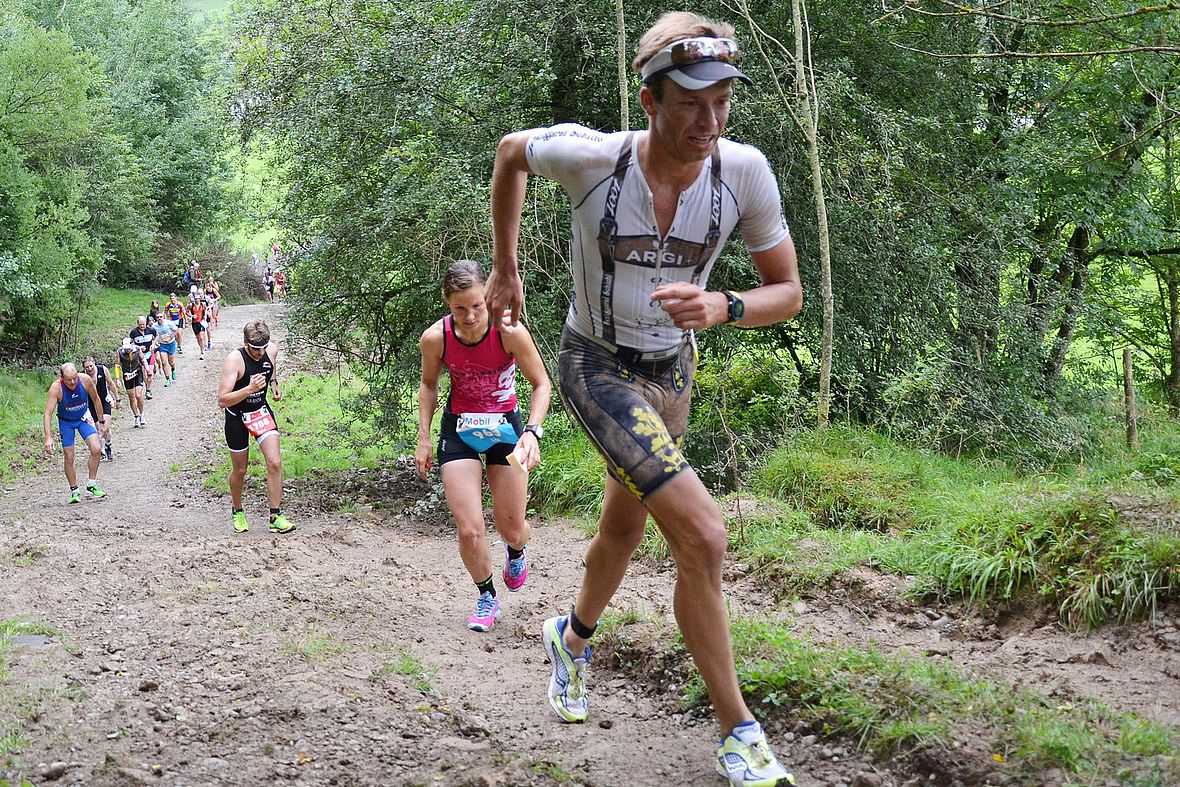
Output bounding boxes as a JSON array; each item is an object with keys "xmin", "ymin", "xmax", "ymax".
[{"xmin": 369, "ymin": 647, "xmax": 437, "ymax": 693}]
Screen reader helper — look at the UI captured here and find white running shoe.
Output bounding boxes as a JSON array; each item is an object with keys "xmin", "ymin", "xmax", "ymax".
[
  {"xmin": 541, "ymin": 616, "xmax": 590, "ymax": 722},
  {"xmin": 716, "ymin": 721, "xmax": 796, "ymax": 786}
]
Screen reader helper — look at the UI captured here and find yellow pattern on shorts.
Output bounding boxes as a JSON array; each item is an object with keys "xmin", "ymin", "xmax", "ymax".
[
  {"xmin": 613, "ymin": 465, "xmax": 643, "ymax": 498},
  {"xmin": 631, "ymin": 406, "xmax": 687, "ymax": 475}
]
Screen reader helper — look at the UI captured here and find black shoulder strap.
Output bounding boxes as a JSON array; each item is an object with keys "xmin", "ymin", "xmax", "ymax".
[
  {"xmin": 691, "ymin": 144, "xmax": 723, "ymax": 284},
  {"xmin": 596, "ymin": 132, "xmax": 635, "ymax": 346}
]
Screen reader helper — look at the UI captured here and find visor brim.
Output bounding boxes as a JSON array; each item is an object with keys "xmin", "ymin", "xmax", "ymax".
[{"xmin": 663, "ymin": 61, "xmax": 753, "ymax": 91}]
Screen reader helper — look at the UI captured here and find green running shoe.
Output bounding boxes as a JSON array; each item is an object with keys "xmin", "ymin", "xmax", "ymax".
[
  {"xmin": 86, "ymin": 483, "xmax": 107, "ymax": 499},
  {"xmin": 268, "ymin": 514, "xmax": 295, "ymax": 534},
  {"xmin": 232, "ymin": 510, "xmax": 249, "ymax": 533},
  {"xmin": 67, "ymin": 489, "xmax": 81, "ymax": 504},
  {"xmin": 716, "ymin": 720, "xmax": 796, "ymax": 786}
]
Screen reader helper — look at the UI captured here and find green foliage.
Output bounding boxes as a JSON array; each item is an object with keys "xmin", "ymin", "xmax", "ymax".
[
  {"xmin": 226, "ymin": 0, "xmax": 1180, "ymax": 460},
  {"xmin": 0, "ymin": 367, "xmax": 55, "ymax": 481},
  {"xmin": 0, "ymin": 0, "xmax": 228, "ymax": 358}
]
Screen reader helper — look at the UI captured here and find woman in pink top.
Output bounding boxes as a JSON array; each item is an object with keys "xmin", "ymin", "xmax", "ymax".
[{"xmin": 415, "ymin": 260, "xmax": 552, "ymax": 633}]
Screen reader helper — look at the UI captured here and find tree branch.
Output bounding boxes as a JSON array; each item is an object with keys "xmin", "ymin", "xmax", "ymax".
[
  {"xmin": 889, "ymin": 1, "xmax": 1180, "ymax": 28},
  {"xmin": 892, "ymin": 42, "xmax": 1180, "ymax": 60}
]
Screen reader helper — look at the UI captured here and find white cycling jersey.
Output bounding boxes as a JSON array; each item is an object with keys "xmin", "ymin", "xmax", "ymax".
[{"xmin": 526, "ymin": 124, "xmax": 789, "ymax": 352}]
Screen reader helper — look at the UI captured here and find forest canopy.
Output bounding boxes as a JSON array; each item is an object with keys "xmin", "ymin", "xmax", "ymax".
[
  {"xmin": 0, "ymin": 0, "xmax": 225, "ymax": 354},
  {"xmin": 228, "ymin": 0, "xmax": 1180, "ymax": 465}
]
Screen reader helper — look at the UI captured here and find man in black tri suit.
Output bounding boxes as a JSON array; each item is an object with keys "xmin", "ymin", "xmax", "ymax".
[
  {"xmin": 129, "ymin": 316, "xmax": 158, "ymax": 400},
  {"xmin": 217, "ymin": 320, "xmax": 295, "ymax": 535},
  {"xmin": 485, "ymin": 11, "xmax": 802, "ymax": 787},
  {"xmin": 117, "ymin": 338, "xmax": 148, "ymax": 428},
  {"xmin": 83, "ymin": 355, "xmax": 119, "ymax": 460}
]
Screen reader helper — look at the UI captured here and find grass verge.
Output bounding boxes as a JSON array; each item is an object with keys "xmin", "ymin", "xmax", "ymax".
[
  {"xmin": 599, "ymin": 614, "xmax": 1179, "ymax": 785},
  {"xmin": 745, "ymin": 427, "xmax": 1180, "ymax": 628},
  {"xmin": 0, "ymin": 369, "xmax": 55, "ymax": 483},
  {"xmin": 74, "ymin": 286, "xmax": 166, "ymax": 358}
]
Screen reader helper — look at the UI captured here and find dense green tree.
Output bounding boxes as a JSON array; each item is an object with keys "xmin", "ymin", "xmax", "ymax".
[
  {"xmin": 232, "ymin": 0, "xmax": 1179, "ymax": 463},
  {"xmin": 0, "ymin": 5, "xmax": 100, "ymax": 345}
]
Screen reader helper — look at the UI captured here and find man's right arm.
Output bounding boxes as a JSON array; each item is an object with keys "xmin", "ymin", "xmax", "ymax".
[
  {"xmin": 43, "ymin": 383, "xmax": 58, "ymax": 450},
  {"xmin": 486, "ymin": 130, "xmax": 536, "ymax": 326},
  {"xmin": 217, "ymin": 354, "xmax": 253, "ymax": 409}
]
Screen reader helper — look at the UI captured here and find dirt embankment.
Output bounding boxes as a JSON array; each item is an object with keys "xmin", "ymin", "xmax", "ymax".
[{"xmin": 2, "ymin": 302, "xmax": 1177, "ymax": 787}]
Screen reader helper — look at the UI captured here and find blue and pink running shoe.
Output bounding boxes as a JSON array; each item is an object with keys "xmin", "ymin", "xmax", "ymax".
[
  {"xmin": 468, "ymin": 591, "xmax": 501, "ymax": 632},
  {"xmin": 503, "ymin": 544, "xmax": 528, "ymax": 592}
]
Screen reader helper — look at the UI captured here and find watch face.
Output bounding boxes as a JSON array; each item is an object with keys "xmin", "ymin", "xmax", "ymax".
[{"xmin": 728, "ymin": 292, "xmax": 745, "ymax": 322}]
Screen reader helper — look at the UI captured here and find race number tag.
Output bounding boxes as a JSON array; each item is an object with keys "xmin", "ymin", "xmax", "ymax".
[
  {"xmin": 242, "ymin": 406, "xmax": 278, "ymax": 438},
  {"xmin": 456, "ymin": 412, "xmax": 517, "ymax": 453}
]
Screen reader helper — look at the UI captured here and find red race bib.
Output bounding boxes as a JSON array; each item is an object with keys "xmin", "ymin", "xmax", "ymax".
[{"xmin": 241, "ymin": 406, "xmax": 278, "ymax": 437}]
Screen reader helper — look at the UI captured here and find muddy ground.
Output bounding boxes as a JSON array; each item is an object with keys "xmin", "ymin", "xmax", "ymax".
[{"xmin": 1, "ymin": 303, "xmax": 1178, "ymax": 787}]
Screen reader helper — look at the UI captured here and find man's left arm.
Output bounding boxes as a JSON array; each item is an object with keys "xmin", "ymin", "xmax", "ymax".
[
  {"xmin": 651, "ymin": 236, "xmax": 801, "ymax": 329},
  {"xmin": 730, "ymin": 236, "xmax": 802, "ymax": 327}
]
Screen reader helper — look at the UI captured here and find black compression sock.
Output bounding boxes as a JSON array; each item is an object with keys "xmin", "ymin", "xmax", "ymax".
[
  {"xmin": 507, "ymin": 543, "xmax": 525, "ymax": 561},
  {"xmin": 476, "ymin": 575, "xmax": 496, "ymax": 597},
  {"xmin": 269, "ymin": 507, "xmax": 282, "ymax": 522}
]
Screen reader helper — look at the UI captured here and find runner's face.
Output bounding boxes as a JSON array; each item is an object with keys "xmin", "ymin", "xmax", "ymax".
[
  {"xmin": 83, "ymin": 362, "xmax": 96, "ymax": 377},
  {"xmin": 61, "ymin": 372, "xmax": 78, "ymax": 390},
  {"xmin": 645, "ymin": 80, "xmax": 733, "ymax": 163},
  {"xmin": 446, "ymin": 286, "xmax": 487, "ymax": 331},
  {"xmin": 244, "ymin": 345, "xmax": 266, "ymax": 362},
  {"xmin": 137, "ymin": 318, "xmax": 147, "ymax": 330}
]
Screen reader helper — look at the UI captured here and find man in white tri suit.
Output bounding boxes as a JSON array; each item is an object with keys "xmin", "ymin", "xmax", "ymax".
[{"xmin": 485, "ymin": 10, "xmax": 802, "ymax": 787}]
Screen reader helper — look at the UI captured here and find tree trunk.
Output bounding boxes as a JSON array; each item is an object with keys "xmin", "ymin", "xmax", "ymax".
[
  {"xmin": 729, "ymin": 0, "xmax": 834, "ymax": 424},
  {"xmin": 614, "ymin": 0, "xmax": 628, "ymax": 130},
  {"xmin": 1044, "ymin": 225, "xmax": 1091, "ymax": 382},
  {"xmin": 789, "ymin": 0, "xmax": 834, "ymax": 428},
  {"xmin": 1166, "ymin": 269, "xmax": 1180, "ymax": 416},
  {"xmin": 1124, "ymin": 348, "xmax": 1139, "ymax": 451}
]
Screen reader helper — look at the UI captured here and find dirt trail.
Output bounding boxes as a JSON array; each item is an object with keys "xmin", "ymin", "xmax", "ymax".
[{"xmin": 2, "ymin": 303, "xmax": 1178, "ymax": 787}]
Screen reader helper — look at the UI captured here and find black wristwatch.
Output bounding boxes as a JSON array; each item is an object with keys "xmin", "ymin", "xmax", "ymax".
[
  {"xmin": 524, "ymin": 424, "xmax": 544, "ymax": 440},
  {"xmin": 723, "ymin": 291, "xmax": 745, "ymax": 324}
]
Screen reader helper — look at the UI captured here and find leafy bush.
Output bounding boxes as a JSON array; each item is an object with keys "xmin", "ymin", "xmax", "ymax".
[
  {"xmin": 688, "ymin": 343, "xmax": 808, "ymax": 492},
  {"xmin": 878, "ymin": 349, "xmax": 1091, "ymax": 466}
]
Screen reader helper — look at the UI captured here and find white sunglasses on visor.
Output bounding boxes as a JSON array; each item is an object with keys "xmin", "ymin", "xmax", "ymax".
[{"xmin": 640, "ymin": 36, "xmax": 752, "ymax": 90}]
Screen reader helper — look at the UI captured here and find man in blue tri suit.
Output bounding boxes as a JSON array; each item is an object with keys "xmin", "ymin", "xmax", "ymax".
[{"xmin": 43, "ymin": 362, "xmax": 109, "ymax": 504}]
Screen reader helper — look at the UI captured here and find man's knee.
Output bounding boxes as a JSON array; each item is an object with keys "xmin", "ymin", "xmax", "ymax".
[
  {"xmin": 668, "ymin": 517, "xmax": 728, "ymax": 576},
  {"xmin": 456, "ymin": 520, "xmax": 486, "ymax": 550},
  {"xmin": 597, "ymin": 517, "xmax": 647, "ymax": 553}
]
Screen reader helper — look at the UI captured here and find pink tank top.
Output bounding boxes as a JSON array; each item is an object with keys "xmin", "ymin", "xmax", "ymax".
[{"xmin": 443, "ymin": 315, "xmax": 518, "ymax": 414}]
